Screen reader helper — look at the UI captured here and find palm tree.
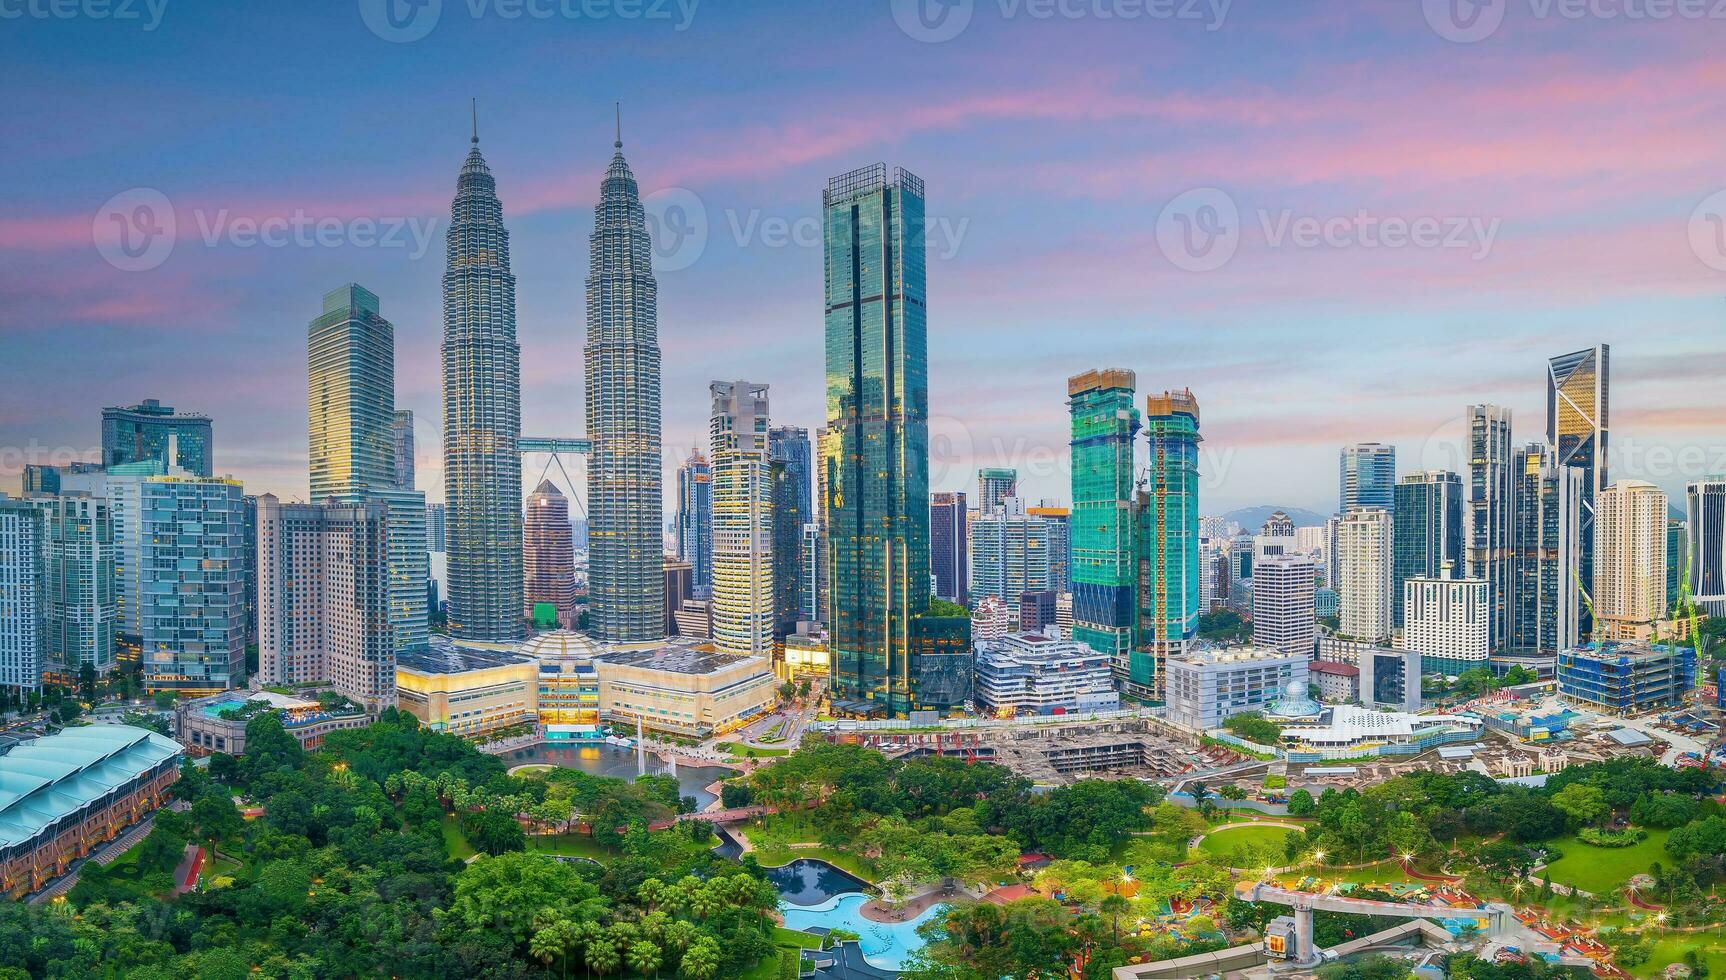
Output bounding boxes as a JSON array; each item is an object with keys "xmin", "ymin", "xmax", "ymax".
[
  {"xmin": 1100, "ymin": 894, "xmax": 1131, "ymax": 945},
  {"xmin": 585, "ymin": 936, "xmax": 619, "ymax": 977},
  {"xmin": 678, "ymin": 937, "xmax": 721, "ymax": 980},
  {"xmin": 530, "ymin": 925, "xmax": 563, "ymax": 976},
  {"xmin": 626, "ymin": 939, "xmax": 662, "ymax": 979}
]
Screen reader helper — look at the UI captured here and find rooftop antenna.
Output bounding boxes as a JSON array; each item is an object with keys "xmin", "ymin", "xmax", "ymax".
[
  {"xmin": 471, "ymin": 98, "xmax": 478, "ymax": 145},
  {"xmin": 615, "ymin": 101, "xmax": 622, "ymax": 149}
]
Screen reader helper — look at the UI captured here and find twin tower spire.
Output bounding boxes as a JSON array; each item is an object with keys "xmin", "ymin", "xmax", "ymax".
[{"xmin": 441, "ymin": 102, "xmax": 662, "ymax": 644}]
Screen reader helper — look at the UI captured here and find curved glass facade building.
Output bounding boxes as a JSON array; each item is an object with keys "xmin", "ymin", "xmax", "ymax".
[
  {"xmin": 1135, "ymin": 389, "xmax": 1202, "ymax": 701},
  {"xmin": 1068, "ymin": 369, "xmax": 1140, "ymax": 661},
  {"xmin": 822, "ymin": 164, "xmax": 929, "ymax": 717},
  {"xmin": 584, "ymin": 134, "xmax": 665, "ymax": 643},
  {"xmin": 441, "ymin": 131, "xmax": 523, "ymax": 642}
]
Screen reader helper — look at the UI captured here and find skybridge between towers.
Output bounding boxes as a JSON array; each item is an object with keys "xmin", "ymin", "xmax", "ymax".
[{"xmin": 518, "ymin": 437, "xmax": 590, "ymax": 515}]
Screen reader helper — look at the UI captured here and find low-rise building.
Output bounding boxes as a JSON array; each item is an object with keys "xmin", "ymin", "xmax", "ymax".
[
  {"xmin": 781, "ymin": 624, "xmax": 830, "ymax": 680},
  {"xmin": 1557, "ymin": 643, "xmax": 1695, "ymax": 715},
  {"xmin": 1278, "ymin": 705, "xmax": 1483, "ymax": 762},
  {"xmin": 0, "ymin": 725, "xmax": 180, "ymax": 898},
  {"xmin": 395, "ymin": 639, "xmax": 539, "ymax": 737},
  {"xmin": 1162, "ymin": 646, "xmax": 1308, "ymax": 731},
  {"xmin": 594, "ymin": 641, "xmax": 777, "ymax": 738},
  {"xmin": 1308, "ymin": 659, "xmax": 1359, "ymax": 703},
  {"xmin": 973, "ymin": 627, "xmax": 1120, "ymax": 717},
  {"xmin": 176, "ymin": 689, "xmax": 369, "ymax": 756},
  {"xmin": 524, "ymin": 631, "xmax": 602, "ymax": 729}
]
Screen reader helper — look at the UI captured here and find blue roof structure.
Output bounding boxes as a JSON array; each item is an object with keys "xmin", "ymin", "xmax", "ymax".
[{"xmin": 0, "ymin": 725, "xmax": 181, "ymax": 849}]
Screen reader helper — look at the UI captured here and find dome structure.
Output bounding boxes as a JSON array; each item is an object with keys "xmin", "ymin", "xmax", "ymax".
[
  {"xmin": 519, "ymin": 629, "xmax": 603, "ymax": 664},
  {"xmin": 1266, "ymin": 678, "xmax": 1324, "ymax": 719}
]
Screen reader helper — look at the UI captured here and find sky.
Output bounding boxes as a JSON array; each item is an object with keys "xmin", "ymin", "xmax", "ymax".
[{"xmin": 3, "ymin": 0, "xmax": 1725, "ymax": 520}]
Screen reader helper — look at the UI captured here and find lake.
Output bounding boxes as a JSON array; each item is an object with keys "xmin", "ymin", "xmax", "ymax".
[
  {"xmin": 765, "ymin": 857, "xmax": 871, "ymax": 906},
  {"xmin": 496, "ymin": 742, "xmax": 736, "ymax": 809}
]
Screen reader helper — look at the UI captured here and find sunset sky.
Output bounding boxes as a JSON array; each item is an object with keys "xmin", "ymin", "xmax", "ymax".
[{"xmin": 4, "ymin": 0, "xmax": 1724, "ymax": 518}]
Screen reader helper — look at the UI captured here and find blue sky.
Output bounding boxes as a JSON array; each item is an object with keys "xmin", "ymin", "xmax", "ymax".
[{"xmin": 3, "ymin": 0, "xmax": 1724, "ymax": 518}]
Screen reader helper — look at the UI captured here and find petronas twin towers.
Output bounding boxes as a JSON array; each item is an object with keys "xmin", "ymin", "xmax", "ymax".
[{"xmin": 441, "ymin": 117, "xmax": 662, "ymax": 642}]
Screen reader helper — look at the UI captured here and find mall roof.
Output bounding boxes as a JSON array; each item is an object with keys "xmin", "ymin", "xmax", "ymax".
[
  {"xmin": 0, "ymin": 725, "xmax": 181, "ymax": 849},
  {"xmin": 399, "ymin": 636, "xmax": 533, "ymax": 674},
  {"xmin": 598, "ymin": 644, "xmax": 757, "ymax": 675}
]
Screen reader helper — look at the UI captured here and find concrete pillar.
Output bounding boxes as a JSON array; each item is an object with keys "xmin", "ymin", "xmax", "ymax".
[{"xmin": 1294, "ymin": 900, "xmax": 1317, "ymax": 966}]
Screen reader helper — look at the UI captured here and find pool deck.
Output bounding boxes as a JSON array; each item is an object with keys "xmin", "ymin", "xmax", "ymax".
[{"xmin": 861, "ymin": 883, "xmax": 967, "ymax": 923}]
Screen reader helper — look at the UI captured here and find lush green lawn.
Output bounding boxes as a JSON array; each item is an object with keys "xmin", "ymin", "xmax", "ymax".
[
  {"xmin": 1632, "ymin": 928, "xmax": 1726, "ymax": 980},
  {"xmin": 1196, "ymin": 824, "xmax": 1298, "ymax": 864},
  {"xmin": 1540, "ymin": 828, "xmax": 1670, "ymax": 896},
  {"xmin": 526, "ymin": 833, "xmax": 614, "ymax": 863},
  {"xmin": 718, "ymin": 742, "xmax": 790, "ymax": 758},
  {"xmin": 441, "ymin": 814, "xmax": 476, "ymax": 860}
]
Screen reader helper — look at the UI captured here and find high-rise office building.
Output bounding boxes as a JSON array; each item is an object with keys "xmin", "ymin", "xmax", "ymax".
[
  {"xmin": 29, "ymin": 496, "xmax": 116, "ymax": 679},
  {"xmin": 441, "ymin": 125, "xmax": 523, "ymax": 642},
  {"xmin": 1135, "ymin": 389, "xmax": 1202, "ymax": 700},
  {"xmin": 242, "ymin": 494, "xmax": 258, "ymax": 646},
  {"xmin": 139, "ymin": 476, "xmax": 246, "ymax": 694},
  {"xmin": 1403, "ymin": 563, "xmax": 1489, "ymax": 675},
  {"xmin": 1339, "ymin": 442, "xmax": 1396, "ymax": 513},
  {"xmin": 308, "ymin": 283, "xmax": 427, "ymax": 658},
  {"xmin": 1068, "ymin": 369, "xmax": 1140, "ymax": 660},
  {"xmin": 929, "ymin": 491, "xmax": 969, "ymax": 605},
  {"xmin": 524, "ymin": 480, "xmax": 579, "ymax": 628},
  {"xmin": 1252, "ymin": 553, "xmax": 1316, "ymax": 656},
  {"xmin": 1548, "ymin": 345, "xmax": 1609, "ymax": 634},
  {"xmin": 585, "ymin": 129, "xmax": 664, "ymax": 643},
  {"xmin": 710, "ymin": 381, "xmax": 774, "ymax": 657},
  {"xmin": 102, "ymin": 399, "xmax": 212, "ymax": 476},
  {"xmin": 1688, "ymin": 480, "xmax": 1725, "ymax": 617},
  {"xmin": 1031, "ymin": 504, "xmax": 1071, "ymax": 593},
  {"xmin": 1466, "ymin": 405, "xmax": 1514, "ymax": 648},
  {"xmin": 977, "ymin": 468, "xmax": 1017, "ymax": 515},
  {"xmin": 1666, "ymin": 519, "xmax": 1687, "ymax": 616},
  {"xmin": 675, "ymin": 449, "xmax": 713, "ymax": 599},
  {"xmin": 799, "ymin": 523, "xmax": 822, "ymax": 623},
  {"xmin": 1510, "ymin": 443, "xmax": 1583, "ymax": 654},
  {"xmin": 256, "ymin": 494, "xmax": 395, "ymax": 713},
  {"xmin": 769, "ymin": 426, "xmax": 812, "ymax": 639},
  {"xmin": 0, "ymin": 499, "xmax": 45, "ymax": 693},
  {"xmin": 427, "ymin": 503, "xmax": 446, "ymax": 552},
  {"xmin": 1594, "ymin": 480, "xmax": 1667, "ymax": 640},
  {"xmin": 663, "ymin": 558, "xmax": 693, "ymax": 636},
  {"xmin": 969, "ymin": 499, "xmax": 1053, "ymax": 610},
  {"xmin": 309, "ymin": 284, "xmax": 397, "ymax": 498},
  {"xmin": 1393, "ymin": 471, "xmax": 1464, "ymax": 629},
  {"xmin": 393, "ymin": 410, "xmax": 416, "ymax": 491},
  {"xmin": 1337, "ymin": 506, "xmax": 1393, "ymax": 645},
  {"xmin": 823, "ymin": 164, "xmax": 929, "ymax": 716}
]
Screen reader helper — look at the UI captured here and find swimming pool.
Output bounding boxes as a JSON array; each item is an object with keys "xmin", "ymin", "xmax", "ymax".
[{"xmin": 779, "ymin": 892, "xmax": 948, "ymax": 972}]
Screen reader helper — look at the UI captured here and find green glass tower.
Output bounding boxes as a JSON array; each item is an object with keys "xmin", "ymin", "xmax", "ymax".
[
  {"xmin": 1135, "ymin": 389, "xmax": 1201, "ymax": 701},
  {"xmin": 1068, "ymin": 369, "xmax": 1140, "ymax": 663},
  {"xmin": 822, "ymin": 163, "xmax": 928, "ymax": 717}
]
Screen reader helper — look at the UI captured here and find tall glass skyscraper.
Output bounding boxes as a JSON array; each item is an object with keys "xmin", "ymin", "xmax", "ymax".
[
  {"xmin": 29, "ymin": 496, "xmax": 116, "ymax": 678},
  {"xmin": 823, "ymin": 163, "xmax": 928, "ymax": 716},
  {"xmin": 1068, "ymin": 369, "xmax": 1140, "ymax": 660},
  {"xmin": 139, "ymin": 475, "xmax": 246, "ymax": 694},
  {"xmin": 769, "ymin": 426, "xmax": 812, "ymax": 638},
  {"xmin": 441, "ymin": 126, "xmax": 523, "ymax": 642},
  {"xmin": 929, "ymin": 491, "xmax": 968, "ymax": 605},
  {"xmin": 102, "ymin": 399, "xmax": 212, "ymax": 476},
  {"xmin": 310, "ymin": 284, "xmax": 396, "ymax": 498},
  {"xmin": 1687, "ymin": 480, "xmax": 1725, "ymax": 617},
  {"xmin": 1135, "ymin": 389, "xmax": 1201, "ymax": 701},
  {"xmin": 585, "ymin": 130, "xmax": 664, "ymax": 643},
  {"xmin": 393, "ymin": 410, "xmax": 416, "ymax": 491},
  {"xmin": 1392, "ymin": 471, "xmax": 1463, "ymax": 628},
  {"xmin": 1510, "ymin": 443, "xmax": 1583, "ymax": 653},
  {"xmin": 1468, "ymin": 404, "xmax": 1514, "ymax": 648},
  {"xmin": 1339, "ymin": 443, "xmax": 1397, "ymax": 513},
  {"xmin": 675, "ymin": 449, "xmax": 713, "ymax": 599},
  {"xmin": 1548, "ymin": 344, "xmax": 1609, "ymax": 635}
]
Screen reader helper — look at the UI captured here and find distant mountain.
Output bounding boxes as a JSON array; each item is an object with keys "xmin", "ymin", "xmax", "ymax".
[{"xmin": 1221, "ymin": 505, "xmax": 1331, "ymax": 531}]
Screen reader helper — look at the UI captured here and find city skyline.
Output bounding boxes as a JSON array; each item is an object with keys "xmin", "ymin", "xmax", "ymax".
[{"xmin": 7, "ymin": 6, "xmax": 1726, "ymax": 516}]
